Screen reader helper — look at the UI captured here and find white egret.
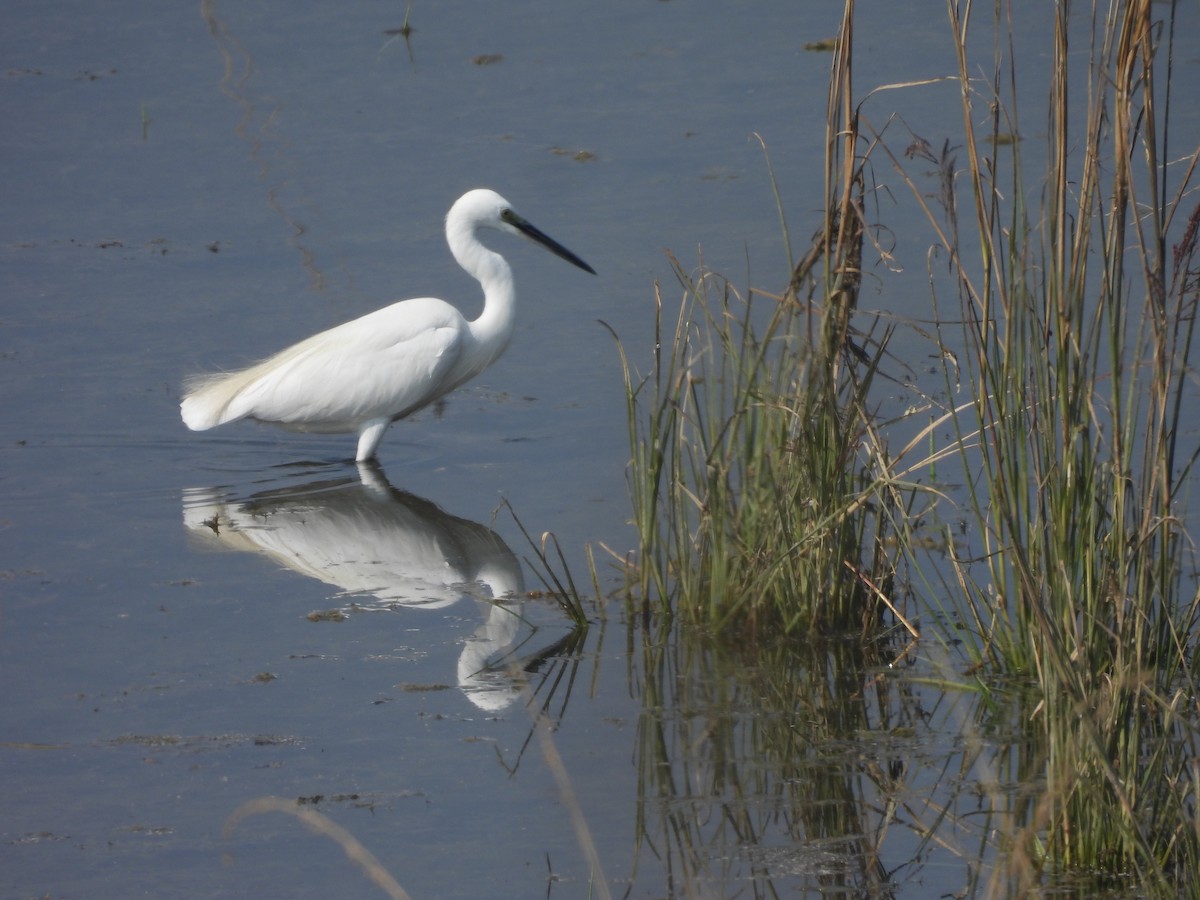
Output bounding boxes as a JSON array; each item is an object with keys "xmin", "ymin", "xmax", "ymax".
[{"xmin": 181, "ymin": 188, "xmax": 595, "ymax": 461}]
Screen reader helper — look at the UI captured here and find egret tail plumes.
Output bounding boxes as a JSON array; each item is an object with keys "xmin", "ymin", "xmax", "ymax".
[
  {"xmin": 180, "ymin": 374, "xmax": 236, "ymax": 431},
  {"xmin": 180, "ymin": 189, "xmax": 594, "ymax": 461},
  {"xmin": 181, "ymin": 340, "xmax": 320, "ymax": 431}
]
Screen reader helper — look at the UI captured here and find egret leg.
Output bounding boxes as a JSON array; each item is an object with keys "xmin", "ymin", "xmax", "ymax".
[{"xmin": 355, "ymin": 418, "xmax": 391, "ymax": 461}]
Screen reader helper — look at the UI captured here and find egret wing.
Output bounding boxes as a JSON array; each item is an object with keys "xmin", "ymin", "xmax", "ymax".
[{"xmin": 211, "ymin": 299, "xmax": 467, "ymax": 432}]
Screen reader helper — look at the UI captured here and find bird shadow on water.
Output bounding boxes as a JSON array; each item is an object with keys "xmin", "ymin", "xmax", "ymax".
[{"xmin": 181, "ymin": 460, "xmax": 604, "ymax": 898}]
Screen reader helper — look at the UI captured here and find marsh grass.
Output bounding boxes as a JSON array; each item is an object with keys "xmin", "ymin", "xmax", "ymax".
[
  {"xmin": 502, "ymin": 497, "xmax": 591, "ymax": 627},
  {"xmin": 608, "ymin": 0, "xmax": 916, "ymax": 639},
  {"xmin": 890, "ymin": 0, "xmax": 1200, "ymax": 888},
  {"xmin": 612, "ymin": 0, "xmax": 1200, "ymax": 891},
  {"xmin": 608, "ymin": 267, "xmax": 901, "ymax": 637}
]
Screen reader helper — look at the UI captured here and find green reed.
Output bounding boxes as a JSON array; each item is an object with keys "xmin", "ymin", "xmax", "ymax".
[
  {"xmin": 608, "ymin": 263, "xmax": 899, "ymax": 636},
  {"xmin": 901, "ymin": 0, "xmax": 1200, "ymax": 888},
  {"xmin": 609, "ymin": 0, "xmax": 913, "ymax": 638},
  {"xmin": 606, "ymin": 0, "xmax": 1200, "ymax": 889}
]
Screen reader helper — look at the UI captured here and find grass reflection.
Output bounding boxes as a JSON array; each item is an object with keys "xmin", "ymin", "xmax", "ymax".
[{"xmin": 630, "ymin": 622, "xmax": 919, "ymax": 897}]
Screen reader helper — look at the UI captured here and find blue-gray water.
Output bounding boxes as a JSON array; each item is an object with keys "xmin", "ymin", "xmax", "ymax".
[{"xmin": 4, "ymin": 1, "xmax": 1198, "ymax": 897}]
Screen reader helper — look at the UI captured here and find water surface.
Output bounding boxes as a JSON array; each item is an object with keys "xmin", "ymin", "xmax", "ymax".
[{"xmin": 4, "ymin": 1, "xmax": 1197, "ymax": 897}]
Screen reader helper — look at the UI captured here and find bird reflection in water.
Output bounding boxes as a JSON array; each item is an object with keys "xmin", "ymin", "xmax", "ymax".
[{"xmin": 183, "ymin": 463, "xmax": 549, "ymax": 711}]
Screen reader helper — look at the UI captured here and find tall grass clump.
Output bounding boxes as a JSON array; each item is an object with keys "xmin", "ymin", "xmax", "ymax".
[
  {"xmin": 898, "ymin": 0, "xmax": 1200, "ymax": 887},
  {"xmin": 611, "ymin": 0, "xmax": 912, "ymax": 638}
]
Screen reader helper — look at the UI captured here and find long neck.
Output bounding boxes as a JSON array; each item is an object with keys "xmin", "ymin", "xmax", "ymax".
[{"xmin": 445, "ymin": 216, "xmax": 517, "ymax": 367}]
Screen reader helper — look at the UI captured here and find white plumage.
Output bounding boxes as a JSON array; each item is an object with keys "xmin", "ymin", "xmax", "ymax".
[{"xmin": 181, "ymin": 189, "xmax": 594, "ymax": 461}]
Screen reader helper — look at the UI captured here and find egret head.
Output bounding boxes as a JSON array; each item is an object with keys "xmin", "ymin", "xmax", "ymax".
[{"xmin": 451, "ymin": 188, "xmax": 595, "ymax": 275}]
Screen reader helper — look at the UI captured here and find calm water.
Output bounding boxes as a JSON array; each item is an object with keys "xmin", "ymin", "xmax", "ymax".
[{"xmin": 3, "ymin": 1, "xmax": 1197, "ymax": 897}]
